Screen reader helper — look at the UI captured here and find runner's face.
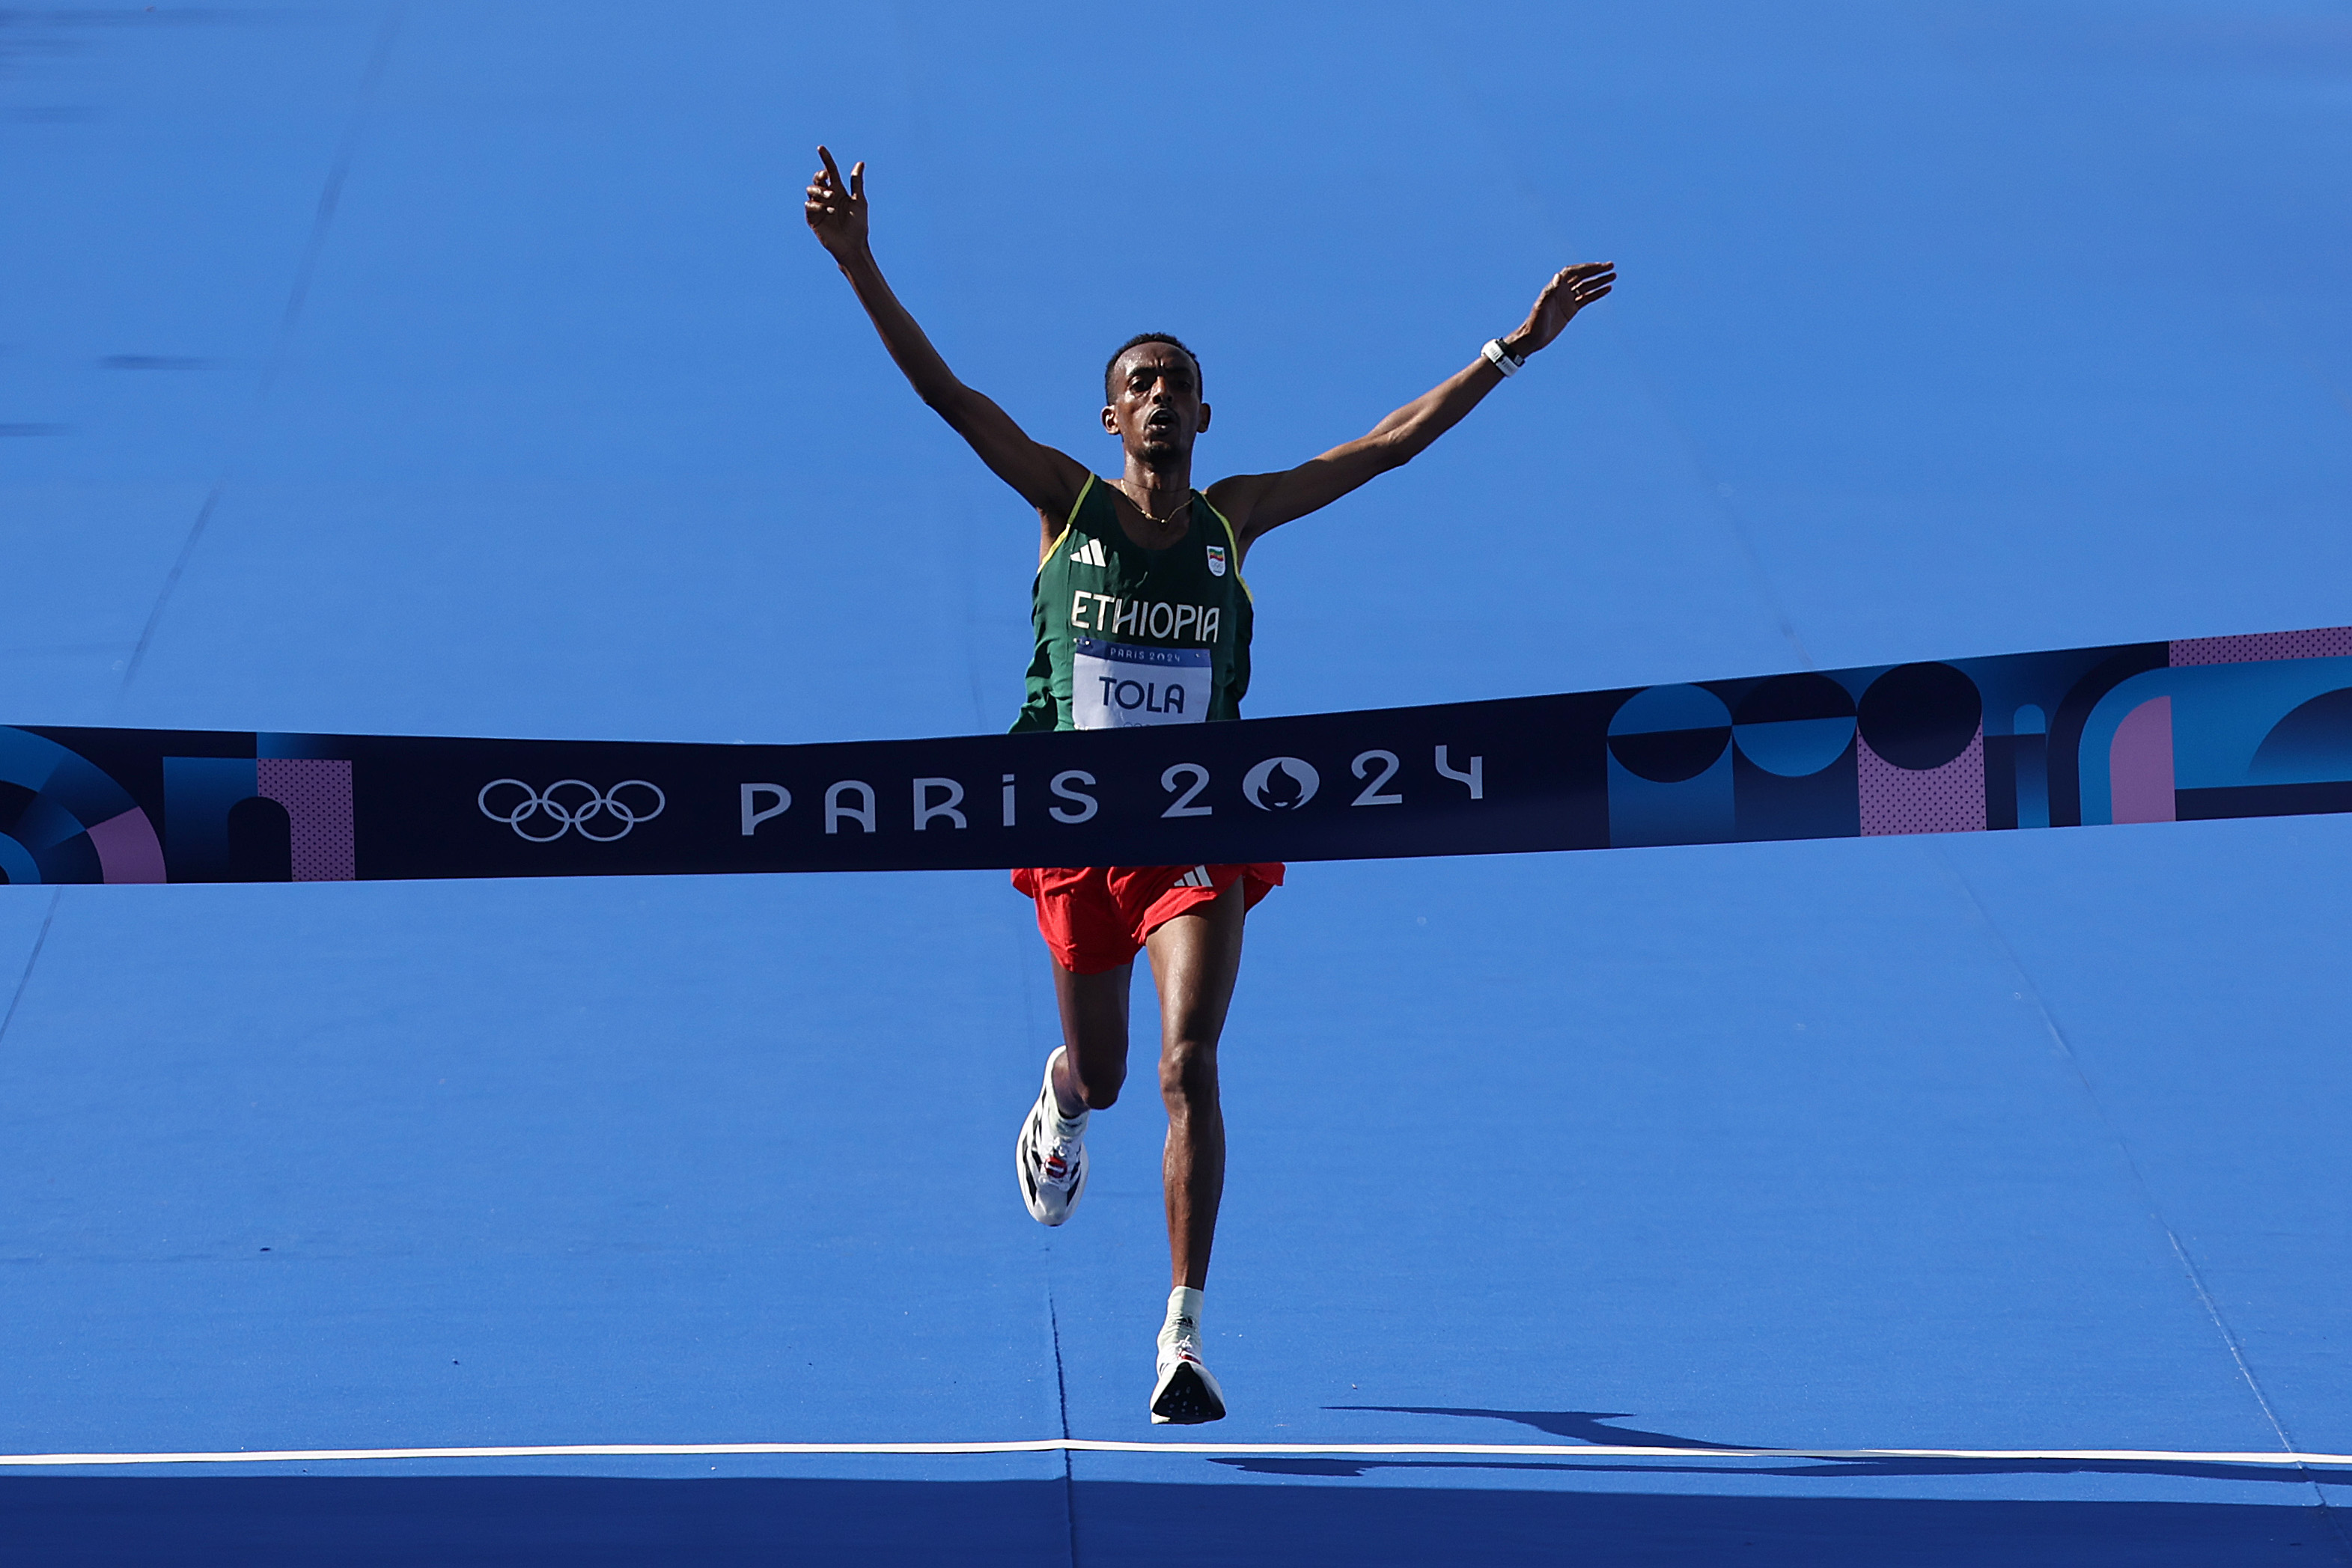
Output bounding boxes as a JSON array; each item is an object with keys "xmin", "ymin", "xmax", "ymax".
[{"xmin": 1103, "ymin": 345, "xmax": 1209, "ymax": 462}]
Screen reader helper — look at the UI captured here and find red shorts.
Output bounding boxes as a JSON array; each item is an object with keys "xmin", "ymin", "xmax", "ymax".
[{"xmin": 1012, "ymin": 863, "xmax": 1285, "ymax": 974}]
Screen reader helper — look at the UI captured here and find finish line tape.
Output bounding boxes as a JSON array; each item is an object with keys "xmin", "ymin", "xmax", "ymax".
[
  {"xmin": 2, "ymin": 1441, "xmax": 2349, "ymax": 1468},
  {"xmin": 4, "ymin": 625, "xmax": 2348, "ymax": 885}
]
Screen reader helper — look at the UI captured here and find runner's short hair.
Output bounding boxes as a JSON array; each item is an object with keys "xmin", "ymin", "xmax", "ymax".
[{"xmin": 1104, "ymin": 333, "xmax": 1202, "ymax": 403}]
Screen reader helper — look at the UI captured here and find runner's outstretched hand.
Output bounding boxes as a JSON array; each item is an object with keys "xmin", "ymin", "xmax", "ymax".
[
  {"xmin": 1205, "ymin": 259, "xmax": 1619, "ymax": 545},
  {"xmin": 805, "ymin": 146, "xmax": 868, "ymax": 262},
  {"xmin": 1507, "ymin": 262, "xmax": 1616, "ymax": 357},
  {"xmin": 802, "ymin": 144, "xmax": 1088, "ymax": 524}
]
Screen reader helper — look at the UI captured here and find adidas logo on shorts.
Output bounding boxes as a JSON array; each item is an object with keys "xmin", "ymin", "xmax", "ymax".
[{"xmin": 1173, "ymin": 865, "xmax": 1214, "ymax": 890}]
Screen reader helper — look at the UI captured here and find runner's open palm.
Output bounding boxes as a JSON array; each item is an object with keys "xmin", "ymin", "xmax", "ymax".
[
  {"xmin": 805, "ymin": 145, "xmax": 868, "ymax": 261},
  {"xmin": 1514, "ymin": 261, "xmax": 1616, "ymax": 354}
]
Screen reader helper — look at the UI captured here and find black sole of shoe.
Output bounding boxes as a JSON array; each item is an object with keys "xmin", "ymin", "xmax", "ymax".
[{"xmin": 1151, "ymin": 1363, "xmax": 1226, "ymax": 1425}]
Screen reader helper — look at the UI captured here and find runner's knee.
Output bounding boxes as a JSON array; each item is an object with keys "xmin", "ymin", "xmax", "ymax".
[
  {"xmin": 1158, "ymin": 1036, "xmax": 1218, "ymax": 1108},
  {"xmin": 1071, "ymin": 1054, "xmax": 1126, "ymax": 1109}
]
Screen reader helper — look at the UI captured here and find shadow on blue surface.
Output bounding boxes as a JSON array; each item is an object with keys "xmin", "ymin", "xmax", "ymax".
[
  {"xmin": 1264, "ymin": 1407, "xmax": 2352, "ymax": 1489},
  {"xmin": 1214, "ymin": 1455, "xmax": 2352, "ymax": 1489},
  {"xmin": 1, "ymin": 1477, "xmax": 2335, "ymax": 1567},
  {"xmin": 1335, "ymin": 1403, "xmax": 1749, "ymax": 1447}
]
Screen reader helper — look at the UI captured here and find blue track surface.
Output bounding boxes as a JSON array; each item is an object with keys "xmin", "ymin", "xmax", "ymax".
[{"xmin": 4, "ymin": 3, "xmax": 2350, "ymax": 1561}]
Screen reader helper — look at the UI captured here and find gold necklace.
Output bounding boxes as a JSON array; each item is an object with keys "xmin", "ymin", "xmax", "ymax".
[{"xmin": 1119, "ymin": 482, "xmax": 1192, "ymax": 529}]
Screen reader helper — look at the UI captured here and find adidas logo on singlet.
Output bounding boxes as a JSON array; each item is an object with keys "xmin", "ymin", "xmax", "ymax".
[{"xmin": 1070, "ymin": 537, "xmax": 1109, "ymax": 568}]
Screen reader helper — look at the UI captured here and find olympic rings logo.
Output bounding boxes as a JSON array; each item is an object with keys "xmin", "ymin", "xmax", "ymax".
[{"xmin": 478, "ymin": 779, "xmax": 666, "ymax": 843}]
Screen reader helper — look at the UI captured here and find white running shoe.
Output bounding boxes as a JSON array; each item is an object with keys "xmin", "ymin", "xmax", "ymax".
[
  {"xmin": 1015, "ymin": 1047, "xmax": 1088, "ymax": 1226},
  {"xmin": 1150, "ymin": 1320, "xmax": 1227, "ymax": 1425}
]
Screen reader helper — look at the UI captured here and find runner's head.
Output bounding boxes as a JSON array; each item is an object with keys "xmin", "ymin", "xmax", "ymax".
[{"xmin": 1103, "ymin": 333, "xmax": 1210, "ymax": 465}]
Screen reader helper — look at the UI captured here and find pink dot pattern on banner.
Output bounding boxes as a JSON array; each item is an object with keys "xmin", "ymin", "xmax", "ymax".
[
  {"xmin": 256, "ymin": 759, "xmax": 356, "ymax": 882},
  {"xmin": 1858, "ymin": 727, "xmax": 1985, "ymax": 837},
  {"xmin": 2171, "ymin": 627, "xmax": 2352, "ymax": 666}
]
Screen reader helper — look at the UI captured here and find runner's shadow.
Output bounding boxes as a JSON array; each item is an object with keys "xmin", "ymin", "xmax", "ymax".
[
  {"xmin": 1213, "ymin": 1455, "xmax": 2349, "ymax": 1484},
  {"xmin": 1329, "ymin": 1406, "xmax": 1746, "ymax": 1449},
  {"xmin": 1221, "ymin": 1406, "xmax": 1758, "ymax": 1477},
  {"xmin": 1208, "ymin": 1406, "xmax": 2352, "ymax": 1486}
]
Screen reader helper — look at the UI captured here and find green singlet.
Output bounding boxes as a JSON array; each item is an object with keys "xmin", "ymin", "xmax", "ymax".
[{"xmin": 1012, "ymin": 475, "xmax": 1255, "ymax": 733}]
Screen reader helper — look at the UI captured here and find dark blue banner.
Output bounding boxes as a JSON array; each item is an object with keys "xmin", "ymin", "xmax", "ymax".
[{"xmin": 3, "ymin": 626, "xmax": 2348, "ymax": 885}]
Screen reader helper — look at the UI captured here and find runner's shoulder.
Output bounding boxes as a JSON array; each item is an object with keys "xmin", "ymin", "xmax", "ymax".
[
  {"xmin": 1201, "ymin": 473, "xmax": 1276, "ymax": 540},
  {"xmin": 1038, "ymin": 472, "xmax": 1108, "ymax": 563}
]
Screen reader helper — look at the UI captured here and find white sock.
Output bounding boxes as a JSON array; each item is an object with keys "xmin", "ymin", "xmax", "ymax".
[{"xmin": 1162, "ymin": 1286, "xmax": 1204, "ymax": 1349}]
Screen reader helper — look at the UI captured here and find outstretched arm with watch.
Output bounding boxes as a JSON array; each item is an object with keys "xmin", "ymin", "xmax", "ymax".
[{"xmin": 1206, "ymin": 261, "xmax": 1616, "ymax": 555}]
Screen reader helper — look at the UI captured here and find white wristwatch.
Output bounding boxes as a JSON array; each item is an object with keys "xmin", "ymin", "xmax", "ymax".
[{"xmin": 1482, "ymin": 338, "xmax": 1525, "ymax": 376}]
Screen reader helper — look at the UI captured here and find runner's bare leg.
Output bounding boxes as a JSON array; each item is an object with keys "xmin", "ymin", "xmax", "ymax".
[
  {"xmin": 1050, "ymin": 962, "xmax": 1132, "ymax": 1115},
  {"xmin": 1047, "ymin": 879, "xmax": 1247, "ymax": 1289},
  {"xmin": 1144, "ymin": 879, "xmax": 1246, "ymax": 1290}
]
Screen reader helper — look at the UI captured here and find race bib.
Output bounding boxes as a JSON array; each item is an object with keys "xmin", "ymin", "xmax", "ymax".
[{"xmin": 1072, "ymin": 638, "xmax": 1212, "ymax": 729}]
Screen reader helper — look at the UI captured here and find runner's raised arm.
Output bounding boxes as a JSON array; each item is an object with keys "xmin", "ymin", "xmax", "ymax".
[
  {"xmin": 1206, "ymin": 262, "xmax": 1615, "ymax": 555},
  {"xmin": 805, "ymin": 147, "xmax": 1088, "ymax": 524}
]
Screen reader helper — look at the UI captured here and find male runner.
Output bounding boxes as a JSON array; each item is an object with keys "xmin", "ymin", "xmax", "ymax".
[{"xmin": 804, "ymin": 147, "xmax": 1612, "ymax": 1424}]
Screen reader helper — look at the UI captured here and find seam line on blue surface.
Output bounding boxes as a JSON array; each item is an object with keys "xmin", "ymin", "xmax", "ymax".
[
  {"xmin": 0, "ymin": 890, "xmax": 64, "ymax": 1051},
  {"xmin": 119, "ymin": 3, "xmax": 406, "ymax": 699},
  {"xmin": 1588, "ymin": 338, "xmax": 1815, "ymax": 671},
  {"xmin": 1928, "ymin": 844, "xmax": 2351, "ymax": 1555},
  {"xmin": 1046, "ymin": 1264, "xmax": 1077, "ymax": 1568}
]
